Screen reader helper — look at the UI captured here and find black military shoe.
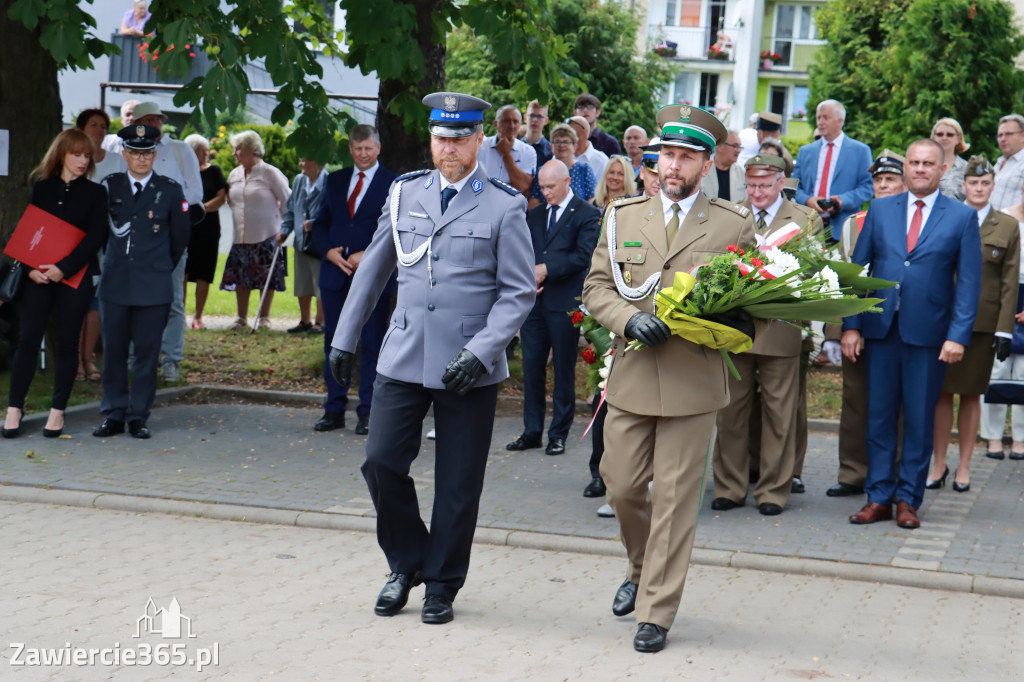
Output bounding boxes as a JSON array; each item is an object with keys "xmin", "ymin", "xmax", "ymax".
[
  {"xmin": 92, "ymin": 419, "xmax": 125, "ymax": 437},
  {"xmin": 128, "ymin": 421, "xmax": 151, "ymax": 439},
  {"xmin": 314, "ymin": 412, "xmax": 345, "ymax": 432},
  {"xmin": 633, "ymin": 623, "xmax": 667, "ymax": 653},
  {"xmin": 506, "ymin": 433, "xmax": 542, "ymax": 451},
  {"xmin": 421, "ymin": 595, "xmax": 454, "ymax": 624},
  {"xmin": 612, "ymin": 578, "xmax": 638, "ymax": 616}
]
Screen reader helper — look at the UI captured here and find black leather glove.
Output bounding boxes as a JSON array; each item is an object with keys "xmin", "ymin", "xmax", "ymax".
[
  {"xmin": 328, "ymin": 348, "xmax": 354, "ymax": 386},
  {"xmin": 624, "ymin": 311, "xmax": 671, "ymax": 347},
  {"xmin": 442, "ymin": 349, "xmax": 486, "ymax": 395},
  {"xmin": 995, "ymin": 336, "xmax": 1012, "ymax": 362},
  {"xmin": 703, "ymin": 309, "xmax": 756, "ymax": 342}
]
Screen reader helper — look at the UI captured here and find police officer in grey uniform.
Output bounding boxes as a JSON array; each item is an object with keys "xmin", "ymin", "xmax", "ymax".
[
  {"xmin": 329, "ymin": 92, "xmax": 536, "ymax": 625},
  {"xmin": 93, "ymin": 125, "xmax": 191, "ymax": 439}
]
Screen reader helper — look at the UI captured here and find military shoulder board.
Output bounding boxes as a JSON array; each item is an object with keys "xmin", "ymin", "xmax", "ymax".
[
  {"xmin": 395, "ymin": 169, "xmax": 431, "ymax": 183},
  {"xmin": 489, "ymin": 177, "xmax": 520, "ymax": 195},
  {"xmin": 611, "ymin": 195, "xmax": 647, "ymax": 208},
  {"xmin": 710, "ymin": 197, "xmax": 750, "ymax": 217}
]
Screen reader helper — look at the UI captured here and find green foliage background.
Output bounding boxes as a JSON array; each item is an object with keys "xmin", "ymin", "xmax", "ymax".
[
  {"xmin": 810, "ymin": 0, "xmax": 1024, "ymax": 159},
  {"xmin": 447, "ymin": 0, "xmax": 675, "ymax": 140}
]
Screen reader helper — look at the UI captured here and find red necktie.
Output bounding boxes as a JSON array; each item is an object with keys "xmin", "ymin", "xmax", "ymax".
[
  {"xmin": 907, "ymin": 199, "xmax": 925, "ymax": 252},
  {"xmin": 348, "ymin": 171, "xmax": 365, "ymax": 218},
  {"xmin": 818, "ymin": 142, "xmax": 834, "ymax": 198}
]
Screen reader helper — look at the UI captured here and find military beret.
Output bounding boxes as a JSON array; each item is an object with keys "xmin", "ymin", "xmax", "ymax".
[
  {"xmin": 756, "ymin": 110, "xmax": 783, "ymax": 132},
  {"xmin": 744, "ymin": 153, "xmax": 786, "ymax": 175},
  {"xmin": 117, "ymin": 124, "xmax": 160, "ymax": 150},
  {"xmin": 965, "ymin": 154, "xmax": 994, "ymax": 177},
  {"xmin": 653, "ymin": 105, "xmax": 726, "ymax": 153},
  {"xmin": 422, "ymin": 92, "xmax": 491, "ymax": 138},
  {"xmin": 868, "ymin": 149, "xmax": 905, "ymax": 177}
]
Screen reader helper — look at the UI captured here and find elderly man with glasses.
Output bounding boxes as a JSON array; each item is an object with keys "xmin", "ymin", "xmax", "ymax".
[{"xmin": 992, "ymin": 113, "xmax": 1024, "ymax": 210}]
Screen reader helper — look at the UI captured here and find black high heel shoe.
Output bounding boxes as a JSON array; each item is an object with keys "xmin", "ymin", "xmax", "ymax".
[
  {"xmin": 2, "ymin": 410, "xmax": 23, "ymax": 438},
  {"xmin": 925, "ymin": 466, "xmax": 949, "ymax": 490},
  {"xmin": 952, "ymin": 479, "xmax": 970, "ymax": 493},
  {"xmin": 43, "ymin": 411, "xmax": 64, "ymax": 438}
]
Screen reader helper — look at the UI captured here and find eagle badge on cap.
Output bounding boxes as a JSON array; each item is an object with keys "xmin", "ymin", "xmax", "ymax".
[
  {"xmin": 443, "ymin": 95, "xmax": 458, "ymax": 112},
  {"xmin": 136, "ymin": 125, "xmax": 145, "ymax": 137},
  {"xmin": 679, "ymin": 106, "xmax": 691, "ymax": 122}
]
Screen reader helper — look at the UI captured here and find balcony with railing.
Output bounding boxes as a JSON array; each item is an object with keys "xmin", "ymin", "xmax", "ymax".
[{"xmin": 649, "ymin": 24, "xmax": 742, "ymax": 63}]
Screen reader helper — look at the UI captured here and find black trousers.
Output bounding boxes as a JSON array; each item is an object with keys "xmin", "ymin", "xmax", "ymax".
[
  {"xmin": 520, "ymin": 306, "xmax": 579, "ymax": 440},
  {"xmin": 99, "ymin": 300, "xmax": 170, "ymax": 423},
  {"xmin": 8, "ymin": 277, "xmax": 94, "ymax": 411},
  {"xmin": 361, "ymin": 374, "xmax": 499, "ymax": 601}
]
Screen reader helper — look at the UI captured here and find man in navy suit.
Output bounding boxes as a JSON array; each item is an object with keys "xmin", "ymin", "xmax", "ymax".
[
  {"xmin": 312, "ymin": 125, "xmax": 397, "ymax": 434},
  {"xmin": 841, "ymin": 139, "xmax": 982, "ymax": 529},
  {"xmin": 794, "ymin": 100, "xmax": 874, "ymax": 241},
  {"xmin": 507, "ymin": 160, "xmax": 601, "ymax": 456}
]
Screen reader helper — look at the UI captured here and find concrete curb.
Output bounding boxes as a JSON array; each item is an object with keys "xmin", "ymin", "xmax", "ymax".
[{"xmin": 2, "ymin": 483, "xmax": 1020, "ymax": 600}]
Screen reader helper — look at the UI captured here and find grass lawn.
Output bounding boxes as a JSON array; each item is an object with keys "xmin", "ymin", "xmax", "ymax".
[{"xmin": 185, "ymin": 253, "xmax": 303, "ymax": 321}]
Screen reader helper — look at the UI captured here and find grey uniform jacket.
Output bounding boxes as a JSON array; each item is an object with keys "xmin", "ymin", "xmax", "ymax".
[
  {"xmin": 99, "ymin": 172, "xmax": 191, "ymax": 306},
  {"xmin": 331, "ymin": 165, "xmax": 537, "ymax": 389}
]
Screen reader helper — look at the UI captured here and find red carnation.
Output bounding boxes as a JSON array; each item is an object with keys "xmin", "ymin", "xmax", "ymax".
[
  {"xmin": 750, "ymin": 257, "xmax": 764, "ymax": 267},
  {"xmin": 581, "ymin": 348, "xmax": 597, "ymax": 364},
  {"xmin": 726, "ymin": 245, "xmax": 739, "ymax": 253},
  {"xmin": 571, "ymin": 311, "xmax": 584, "ymax": 325}
]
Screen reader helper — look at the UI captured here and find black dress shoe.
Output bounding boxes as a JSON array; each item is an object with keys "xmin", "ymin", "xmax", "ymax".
[
  {"xmin": 583, "ymin": 477, "xmax": 606, "ymax": 498},
  {"xmin": 421, "ymin": 595, "xmax": 454, "ymax": 624},
  {"xmin": 506, "ymin": 433, "xmax": 542, "ymax": 451},
  {"xmin": 545, "ymin": 438, "xmax": 566, "ymax": 456},
  {"xmin": 633, "ymin": 622, "xmax": 667, "ymax": 653},
  {"xmin": 129, "ymin": 421, "xmax": 151, "ymax": 439},
  {"xmin": 612, "ymin": 578, "xmax": 638, "ymax": 616},
  {"xmin": 374, "ymin": 572, "xmax": 421, "ymax": 616},
  {"xmin": 92, "ymin": 419, "xmax": 125, "ymax": 437},
  {"xmin": 758, "ymin": 502, "xmax": 783, "ymax": 516},
  {"xmin": 710, "ymin": 497, "xmax": 743, "ymax": 511},
  {"xmin": 826, "ymin": 482, "xmax": 864, "ymax": 497},
  {"xmin": 791, "ymin": 476, "xmax": 805, "ymax": 494},
  {"xmin": 354, "ymin": 414, "xmax": 369, "ymax": 435},
  {"xmin": 314, "ymin": 412, "xmax": 345, "ymax": 432}
]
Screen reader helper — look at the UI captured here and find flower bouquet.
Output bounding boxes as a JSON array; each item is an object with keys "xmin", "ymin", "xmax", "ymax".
[
  {"xmin": 571, "ymin": 309, "xmax": 615, "ymax": 393},
  {"xmin": 627, "ymin": 223, "xmax": 892, "ymax": 379}
]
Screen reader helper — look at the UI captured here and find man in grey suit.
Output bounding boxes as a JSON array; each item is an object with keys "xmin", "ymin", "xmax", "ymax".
[{"xmin": 329, "ymin": 92, "xmax": 536, "ymax": 625}]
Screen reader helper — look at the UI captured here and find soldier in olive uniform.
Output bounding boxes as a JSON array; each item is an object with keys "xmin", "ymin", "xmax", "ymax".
[
  {"xmin": 712, "ymin": 154, "xmax": 822, "ymax": 516},
  {"xmin": 93, "ymin": 125, "xmax": 190, "ymax": 439},
  {"xmin": 329, "ymin": 92, "xmax": 536, "ymax": 626},
  {"xmin": 582, "ymin": 105, "xmax": 756, "ymax": 653}
]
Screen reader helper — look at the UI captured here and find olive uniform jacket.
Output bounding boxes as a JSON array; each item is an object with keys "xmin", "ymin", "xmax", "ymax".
[
  {"xmin": 740, "ymin": 197, "xmax": 823, "ymax": 356},
  {"xmin": 974, "ymin": 207, "xmax": 1020, "ymax": 334},
  {"xmin": 582, "ymin": 192, "xmax": 755, "ymax": 417}
]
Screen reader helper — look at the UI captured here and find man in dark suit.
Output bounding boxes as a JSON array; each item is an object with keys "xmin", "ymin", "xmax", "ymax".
[
  {"xmin": 507, "ymin": 160, "xmax": 601, "ymax": 456},
  {"xmin": 93, "ymin": 124, "xmax": 191, "ymax": 439},
  {"xmin": 793, "ymin": 99, "xmax": 874, "ymax": 241},
  {"xmin": 311, "ymin": 125, "xmax": 396, "ymax": 435},
  {"xmin": 842, "ymin": 139, "xmax": 982, "ymax": 529}
]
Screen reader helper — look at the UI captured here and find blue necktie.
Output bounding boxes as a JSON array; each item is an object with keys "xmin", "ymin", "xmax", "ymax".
[
  {"xmin": 440, "ymin": 186, "xmax": 458, "ymax": 214},
  {"xmin": 548, "ymin": 205, "xmax": 558, "ymax": 233}
]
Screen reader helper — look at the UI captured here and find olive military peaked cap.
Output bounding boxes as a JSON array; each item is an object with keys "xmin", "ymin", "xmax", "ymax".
[
  {"xmin": 422, "ymin": 92, "xmax": 491, "ymax": 138},
  {"xmin": 868, "ymin": 149, "xmax": 906, "ymax": 177},
  {"xmin": 653, "ymin": 105, "xmax": 727, "ymax": 153}
]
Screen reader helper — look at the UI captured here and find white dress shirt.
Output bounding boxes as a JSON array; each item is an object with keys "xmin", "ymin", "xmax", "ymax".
[
  {"xmin": 906, "ymin": 189, "xmax": 940, "ymax": 236},
  {"xmin": 477, "ymin": 137, "xmax": 537, "ymax": 184},
  {"xmin": 660, "ymin": 187, "xmax": 700, "ymax": 225},
  {"xmin": 346, "ymin": 162, "xmax": 379, "ymax": 214},
  {"xmin": 752, "ymin": 194, "xmax": 785, "ymax": 229},
  {"xmin": 815, "ymin": 132, "xmax": 845, "ymax": 197},
  {"xmin": 547, "ymin": 188, "xmax": 575, "ymax": 225}
]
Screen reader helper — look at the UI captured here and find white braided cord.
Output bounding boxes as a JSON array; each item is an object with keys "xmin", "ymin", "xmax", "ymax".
[
  {"xmin": 390, "ymin": 177, "xmax": 433, "ymax": 267},
  {"xmin": 606, "ymin": 205, "xmax": 661, "ymax": 301}
]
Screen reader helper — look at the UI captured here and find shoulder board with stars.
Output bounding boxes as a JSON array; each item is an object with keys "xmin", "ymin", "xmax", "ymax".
[
  {"xmin": 395, "ymin": 169, "xmax": 431, "ymax": 183},
  {"xmin": 710, "ymin": 197, "xmax": 750, "ymax": 217},
  {"xmin": 610, "ymin": 195, "xmax": 647, "ymax": 208},
  {"xmin": 489, "ymin": 177, "xmax": 520, "ymax": 195}
]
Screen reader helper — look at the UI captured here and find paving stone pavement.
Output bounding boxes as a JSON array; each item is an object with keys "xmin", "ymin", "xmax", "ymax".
[
  {"xmin": 3, "ymin": 500, "xmax": 1023, "ymax": 681},
  {"xmin": 1, "ymin": 397, "xmax": 1023, "ymax": 584}
]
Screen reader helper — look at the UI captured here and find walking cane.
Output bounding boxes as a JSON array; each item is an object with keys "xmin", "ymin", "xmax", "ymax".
[{"xmin": 251, "ymin": 243, "xmax": 282, "ymax": 334}]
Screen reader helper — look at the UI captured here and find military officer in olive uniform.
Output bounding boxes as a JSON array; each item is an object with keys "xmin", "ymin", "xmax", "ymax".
[
  {"xmin": 712, "ymin": 154, "xmax": 822, "ymax": 516},
  {"xmin": 93, "ymin": 125, "xmax": 190, "ymax": 439},
  {"xmin": 329, "ymin": 92, "xmax": 536, "ymax": 626},
  {"xmin": 582, "ymin": 105, "xmax": 756, "ymax": 653}
]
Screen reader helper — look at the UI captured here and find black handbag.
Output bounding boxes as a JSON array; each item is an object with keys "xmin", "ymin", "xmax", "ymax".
[
  {"xmin": 985, "ymin": 379, "xmax": 1024, "ymax": 405},
  {"xmin": 1011, "ymin": 323, "xmax": 1024, "ymax": 355},
  {"xmin": 0, "ymin": 261, "xmax": 24, "ymax": 303},
  {"xmin": 295, "ymin": 227, "xmax": 320, "ymax": 258}
]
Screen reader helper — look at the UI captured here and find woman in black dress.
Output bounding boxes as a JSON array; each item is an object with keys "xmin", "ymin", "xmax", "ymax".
[
  {"xmin": 183, "ymin": 134, "xmax": 228, "ymax": 329},
  {"xmin": 2, "ymin": 129, "xmax": 108, "ymax": 438}
]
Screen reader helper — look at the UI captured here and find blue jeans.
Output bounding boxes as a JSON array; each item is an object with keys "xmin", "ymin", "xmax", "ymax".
[{"xmin": 160, "ymin": 253, "xmax": 188, "ymax": 363}]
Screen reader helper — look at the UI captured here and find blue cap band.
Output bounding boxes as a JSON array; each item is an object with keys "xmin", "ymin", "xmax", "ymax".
[{"xmin": 429, "ymin": 108, "xmax": 484, "ymax": 124}]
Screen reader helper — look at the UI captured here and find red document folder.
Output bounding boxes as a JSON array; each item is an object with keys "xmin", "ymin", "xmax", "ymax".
[{"xmin": 2, "ymin": 204, "xmax": 88, "ymax": 288}]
